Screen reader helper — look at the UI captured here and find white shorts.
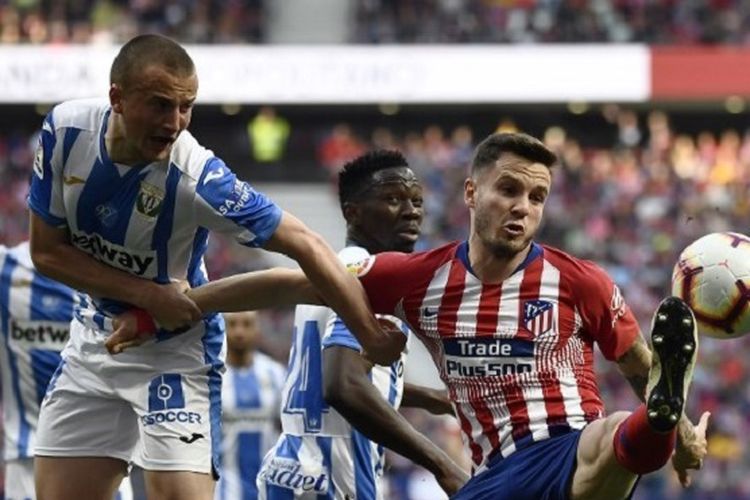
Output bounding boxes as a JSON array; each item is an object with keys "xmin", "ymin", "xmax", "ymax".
[
  {"xmin": 5, "ymin": 459, "xmax": 34, "ymax": 500},
  {"xmin": 4, "ymin": 458, "xmax": 134, "ymax": 500},
  {"xmin": 35, "ymin": 316, "xmax": 225, "ymax": 476}
]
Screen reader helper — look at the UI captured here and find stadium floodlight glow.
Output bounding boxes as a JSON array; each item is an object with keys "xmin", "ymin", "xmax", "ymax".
[
  {"xmin": 378, "ymin": 103, "xmax": 399, "ymax": 115},
  {"xmin": 724, "ymin": 96, "xmax": 745, "ymax": 114},
  {"xmin": 567, "ymin": 102, "xmax": 589, "ymax": 115},
  {"xmin": 221, "ymin": 104, "xmax": 242, "ymax": 115}
]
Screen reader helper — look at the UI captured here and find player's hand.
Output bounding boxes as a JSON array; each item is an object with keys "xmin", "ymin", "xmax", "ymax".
[
  {"xmin": 361, "ymin": 317, "xmax": 406, "ymax": 365},
  {"xmin": 144, "ymin": 280, "xmax": 202, "ymax": 330},
  {"xmin": 672, "ymin": 411, "xmax": 710, "ymax": 487},
  {"xmin": 435, "ymin": 460, "xmax": 470, "ymax": 496},
  {"xmin": 105, "ymin": 310, "xmax": 154, "ymax": 354}
]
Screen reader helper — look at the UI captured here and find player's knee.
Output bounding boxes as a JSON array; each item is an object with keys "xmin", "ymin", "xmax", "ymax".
[
  {"xmin": 607, "ymin": 411, "xmax": 632, "ymax": 434},
  {"xmin": 578, "ymin": 411, "xmax": 631, "ymax": 467}
]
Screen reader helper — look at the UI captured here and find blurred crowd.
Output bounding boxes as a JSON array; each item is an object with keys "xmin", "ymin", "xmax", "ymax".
[
  {"xmin": 3, "ymin": 0, "xmax": 750, "ymax": 45},
  {"xmin": 2, "ymin": 105, "xmax": 750, "ymax": 498},
  {"xmin": 0, "ymin": 0, "xmax": 266, "ymax": 44},
  {"xmin": 354, "ymin": 0, "xmax": 750, "ymax": 44}
]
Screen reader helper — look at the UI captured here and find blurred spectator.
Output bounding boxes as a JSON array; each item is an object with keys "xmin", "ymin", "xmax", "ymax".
[
  {"xmin": 247, "ymin": 106, "xmax": 289, "ymax": 165},
  {"xmin": 316, "ymin": 123, "xmax": 366, "ymax": 179}
]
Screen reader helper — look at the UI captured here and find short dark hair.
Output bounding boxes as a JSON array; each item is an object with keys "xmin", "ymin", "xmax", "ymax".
[
  {"xmin": 471, "ymin": 132, "xmax": 557, "ymax": 174},
  {"xmin": 110, "ymin": 34, "xmax": 195, "ymax": 88},
  {"xmin": 338, "ymin": 150, "xmax": 409, "ymax": 210}
]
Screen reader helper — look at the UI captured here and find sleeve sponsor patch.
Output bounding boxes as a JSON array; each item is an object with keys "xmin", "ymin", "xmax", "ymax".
[
  {"xmin": 33, "ymin": 141, "xmax": 44, "ymax": 179},
  {"xmin": 610, "ymin": 284, "xmax": 627, "ymax": 328},
  {"xmin": 346, "ymin": 256, "xmax": 375, "ymax": 277}
]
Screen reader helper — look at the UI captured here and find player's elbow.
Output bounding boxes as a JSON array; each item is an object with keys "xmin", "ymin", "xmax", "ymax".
[
  {"xmin": 29, "ymin": 242, "xmax": 58, "ymax": 278},
  {"xmin": 322, "ymin": 369, "xmax": 361, "ymax": 411}
]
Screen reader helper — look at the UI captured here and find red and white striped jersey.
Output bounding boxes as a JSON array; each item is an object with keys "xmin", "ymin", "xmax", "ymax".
[{"xmin": 354, "ymin": 240, "xmax": 639, "ymax": 473}]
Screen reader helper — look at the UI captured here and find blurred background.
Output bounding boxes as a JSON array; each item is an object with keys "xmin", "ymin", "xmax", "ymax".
[{"xmin": 1, "ymin": 1, "xmax": 750, "ymax": 499}]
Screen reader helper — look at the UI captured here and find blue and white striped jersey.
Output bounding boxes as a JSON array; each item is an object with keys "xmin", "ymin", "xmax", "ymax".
[
  {"xmin": 257, "ymin": 246, "xmax": 408, "ymax": 499},
  {"xmin": 27, "ymin": 98, "xmax": 282, "ymax": 343},
  {"xmin": 0, "ymin": 242, "xmax": 78, "ymax": 461},
  {"xmin": 216, "ymin": 352, "xmax": 285, "ymax": 500}
]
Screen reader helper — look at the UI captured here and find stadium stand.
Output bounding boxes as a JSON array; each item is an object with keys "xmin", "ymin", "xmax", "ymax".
[{"xmin": 2, "ymin": 0, "xmax": 750, "ymax": 45}]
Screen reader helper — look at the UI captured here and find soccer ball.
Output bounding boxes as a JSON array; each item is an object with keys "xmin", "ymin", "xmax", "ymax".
[{"xmin": 671, "ymin": 232, "xmax": 750, "ymax": 338}]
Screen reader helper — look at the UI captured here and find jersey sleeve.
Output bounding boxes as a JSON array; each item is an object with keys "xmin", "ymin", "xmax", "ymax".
[
  {"xmin": 27, "ymin": 111, "xmax": 67, "ymax": 228},
  {"xmin": 322, "ymin": 310, "xmax": 410, "ymax": 356},
  {"xmin": 321, "ymin": 310, "xmax": 362, "ymax": 352},
  {"xmin": 576, "ymin": 261, "xmax": 640, "ymax": 361},
  {"xmin": 353, "ymin": 251, "xmax": 414, "ymax": 315},
  {"xmin": 193, "ymin": 157, "xmax": 282, "ymax": 247}
]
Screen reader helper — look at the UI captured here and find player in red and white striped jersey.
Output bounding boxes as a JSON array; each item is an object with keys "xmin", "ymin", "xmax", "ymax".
[
  {"xmin": 340, "ymin": 133, "xmax": 710, "ymax": 499},
  {"xmin": 110, "ymin": 133, "xmax": 711, "ymax": 499}
]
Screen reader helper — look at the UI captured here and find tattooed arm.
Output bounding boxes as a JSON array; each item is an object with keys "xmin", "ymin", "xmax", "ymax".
[
  {"xmin": 615, "ymin": 334, "xmax": 651, "ymax": 402},
  {"xmin": 615, "ymin": 332, "xmax": 709, "ymax": 487}
]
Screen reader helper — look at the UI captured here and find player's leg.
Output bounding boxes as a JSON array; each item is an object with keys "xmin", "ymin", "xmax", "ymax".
[
  {"xmin": 144, "ymin": 470, "xmax": 215, "ymax": 500},
  {"xmin": 35, "ymin": 393, "xmax": 135, "ymax": 500},
  {"xmin": 571, "ymin": 297, "xmax": 698, "ymax": 499},
  {"xmin": 133, "ymin": 368, "xmax": 219, "ymax": 500},
  {"xmin": 34, "ymin": 340, "xmax": 140, "ymax": 500},
  {"xmin": 35, "ymin": 456, "xmax": 128, "ymax": 500},
  {"xmin": 128, "ymin": 326, "xmax": 224, "ymax": 500}
]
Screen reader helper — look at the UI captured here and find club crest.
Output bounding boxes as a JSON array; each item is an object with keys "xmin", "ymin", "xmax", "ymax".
[
  {"xmin": 136, "ymin": 181, "xmax": 165, "ymax": 218},
  {"xmin": 523, "ymin": 299, "xmax": 555, "ymax": 336}
]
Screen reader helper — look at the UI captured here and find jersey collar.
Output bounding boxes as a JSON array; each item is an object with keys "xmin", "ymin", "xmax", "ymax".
[{"xmin": 457, "ymin": 240, "xmax": 542, "ymax": 280}]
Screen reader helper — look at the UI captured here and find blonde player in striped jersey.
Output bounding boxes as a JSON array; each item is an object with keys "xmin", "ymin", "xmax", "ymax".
[
  {"xmin": 216, "ymin": 311, "xmax": 285, "ymax": 500},
  {"xmin": 28, "ymin": 34, "xmax": 402, "ymax": 500}
]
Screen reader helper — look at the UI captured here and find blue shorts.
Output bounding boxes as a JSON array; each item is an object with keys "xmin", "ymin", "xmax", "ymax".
[{"xmin": 452, "ymin": 430, "xmax": 582, "ymax": 500}]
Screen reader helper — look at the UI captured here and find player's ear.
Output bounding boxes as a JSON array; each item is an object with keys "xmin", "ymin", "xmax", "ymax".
[
  {"xmin": 464, "ymin": 177, "xmax": 477, "ymax": 209},
  {"xmin": 109, "ymin": 84, "xmax": 124, "ymax": 113},
  {"xmin": 342, "ymin": 202, "xmax": 360, "ymax": 224}
]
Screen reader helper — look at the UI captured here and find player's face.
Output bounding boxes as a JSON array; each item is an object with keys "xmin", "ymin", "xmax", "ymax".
[
  {"xmin": 351, "ymin": 167, "xmax": 424, "ymax": 253},
  {"xmin": 111, "ymin": 64, "xmax": 197, "ymax": 162},
  {"xmin": 465, "ymin": 154, "xmax": 551, "ymax": 259},
  {"xmin": 224, "ymin": 311, "xmax": 260, "ymax": 351}
]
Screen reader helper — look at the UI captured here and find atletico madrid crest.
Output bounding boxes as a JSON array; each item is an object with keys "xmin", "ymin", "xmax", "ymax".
[{"xmin": 523, "ymin": 300, "xmax": 555, "ymax": 336}]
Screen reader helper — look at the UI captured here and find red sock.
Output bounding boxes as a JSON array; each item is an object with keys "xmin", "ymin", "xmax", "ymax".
[{"xmin": 612, "ymin": 404, "xmax": 676, "ymax": 474}]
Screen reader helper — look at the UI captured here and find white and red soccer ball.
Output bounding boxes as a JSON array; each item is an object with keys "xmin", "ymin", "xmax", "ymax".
[{"xmin": 672, "ymin": 232, "xmax": 750, "ymax": 339}]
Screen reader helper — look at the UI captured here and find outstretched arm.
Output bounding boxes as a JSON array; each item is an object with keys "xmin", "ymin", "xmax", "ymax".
[
  {"xmin": 188, "ymin": 268, "xmax": 322, "ymax": 313},
  {"xmin": 262, "ymin": 212, "xmax": 404, "ymax": 364},
  {"xmin": 615, "ymin": 334, "xmax": 651, "ymax": 401},
  {"xmin": 322, "ymin": 346, "xmax": 468, "ymax": 496},
  {"xmin": 105, "ymin": 267, "xmax": 321, "ymax": 354}
]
